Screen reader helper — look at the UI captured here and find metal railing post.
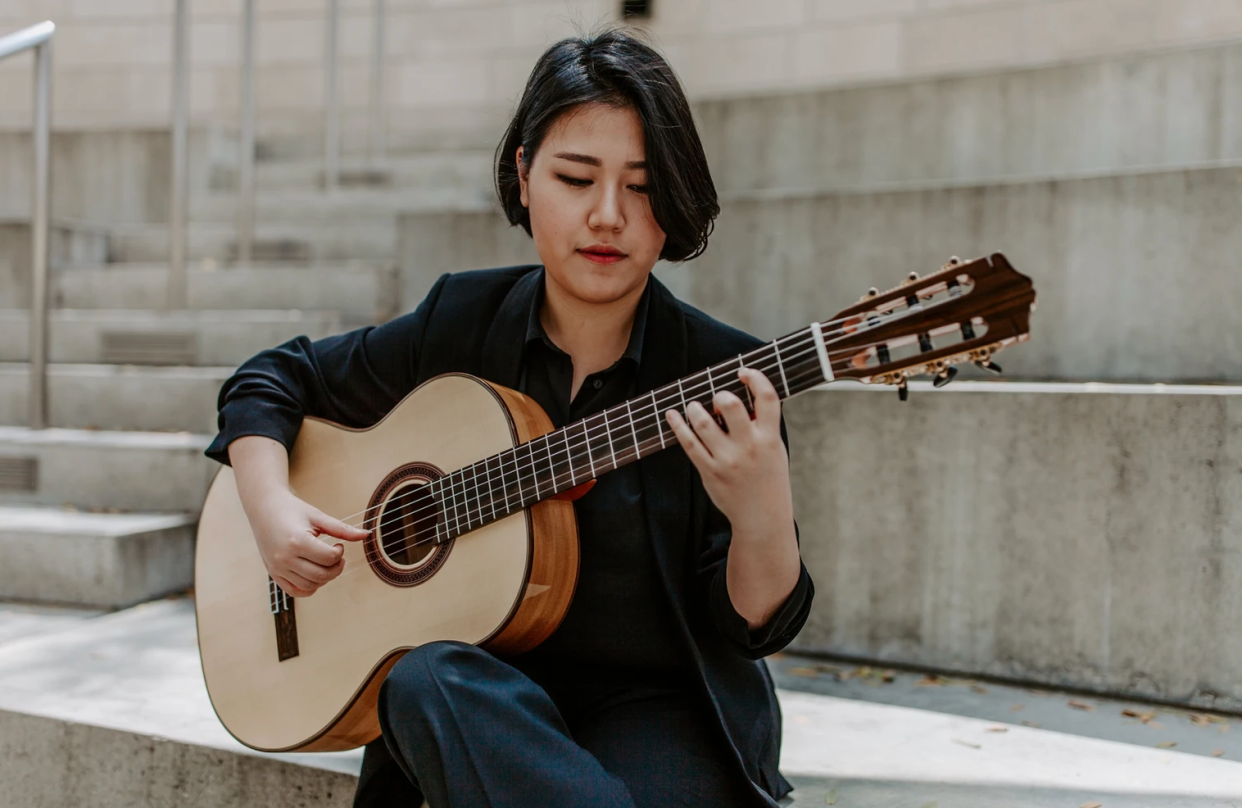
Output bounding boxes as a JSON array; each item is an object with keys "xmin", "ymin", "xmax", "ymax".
[
  {"xmin": 324, "ymin": 0, "xmax": 340, "ymax": 189},
  {"xmin": 29, "ymin": 30, "xmax": 53, "ymax": 430},
  {"xmin": 369, "ymin": 0, "xmax": 385, "ymax": 165},
  {"xmin": 237, "ymin": 0, "xmax": 255, "ymax": 264},
  {"xmin": 0, "ymin": 21, "xmax": 56, "ymax": 430},
  {"xmin": 169, "ymin": 0, "xmax": 190, "ymax": 308}
]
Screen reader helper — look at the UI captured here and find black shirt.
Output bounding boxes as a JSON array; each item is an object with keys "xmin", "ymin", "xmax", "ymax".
[{"xmin": 511, "ymin": 276, "xmax": 694, "ymax": 702}]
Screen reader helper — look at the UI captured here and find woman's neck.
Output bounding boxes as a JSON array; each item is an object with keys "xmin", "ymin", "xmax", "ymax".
[{"xmin": 539, "ymin": 271, "xmax": 647, "ymax": 399}]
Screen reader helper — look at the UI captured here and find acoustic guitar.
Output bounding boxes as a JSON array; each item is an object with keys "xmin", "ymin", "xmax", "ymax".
[{"xmin": 194, "ymin": 252, "xmax": 1036, "ymax": 752}]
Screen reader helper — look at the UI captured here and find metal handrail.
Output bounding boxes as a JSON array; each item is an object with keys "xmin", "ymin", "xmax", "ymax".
[{"xmin": 0, "ymin": 21, "xmax": 55, "ymax": 430}]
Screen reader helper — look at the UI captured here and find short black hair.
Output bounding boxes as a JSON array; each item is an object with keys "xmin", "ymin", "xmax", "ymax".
[{"xmin": 495, "ymin": 27, "xmax": 719, "ymax": 263}]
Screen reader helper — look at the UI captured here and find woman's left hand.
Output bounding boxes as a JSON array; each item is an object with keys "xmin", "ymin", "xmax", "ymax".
[{"xmin": 664, "ymin": 367, "xmax": 795, "ymax": 538}]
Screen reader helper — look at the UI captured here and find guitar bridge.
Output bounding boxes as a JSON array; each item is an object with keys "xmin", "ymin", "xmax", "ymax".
[{"xmin": 269, "ymin": 576, "xmax": 300, "ymax": 661}]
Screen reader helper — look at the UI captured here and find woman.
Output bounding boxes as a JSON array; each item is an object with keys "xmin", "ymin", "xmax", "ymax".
[{"xmin": 206, "ymin": 27, "xmax": 814, "ymax": 808}]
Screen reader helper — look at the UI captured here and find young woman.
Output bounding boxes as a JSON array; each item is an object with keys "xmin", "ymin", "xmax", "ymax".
[{"xmin": 206, "ymin": 28, "xmax": 814, "ymax": 808}]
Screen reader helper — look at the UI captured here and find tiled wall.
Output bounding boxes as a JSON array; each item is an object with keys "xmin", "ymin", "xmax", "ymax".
[{"xmin": 1, "ymin": 0, "xmax": 1241, "ymax": 146}]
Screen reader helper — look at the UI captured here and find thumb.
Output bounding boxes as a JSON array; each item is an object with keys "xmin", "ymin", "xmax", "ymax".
[{"xmin": 310, "ymin": 509, "xmax": 371, "ymax": 542}]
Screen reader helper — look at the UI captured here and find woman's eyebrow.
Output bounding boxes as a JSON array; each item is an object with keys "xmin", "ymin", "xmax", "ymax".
[{"xmin": 553, "ymin": 151, "xmax": 647, "ymax": 169}]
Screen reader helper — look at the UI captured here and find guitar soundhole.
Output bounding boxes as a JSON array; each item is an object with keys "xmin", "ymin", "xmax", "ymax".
[
  {"xmin": 377, "ymin": 483, "xmax": 438, "ymax": 567},
  {"xmin": 364, "ymin": 462, "xmax": 453, "ymax": 587}
]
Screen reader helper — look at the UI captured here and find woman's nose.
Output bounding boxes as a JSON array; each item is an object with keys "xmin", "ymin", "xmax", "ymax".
[{"xmin": 588, "ymin": 185, "xmax": 624, "ymax": 230}]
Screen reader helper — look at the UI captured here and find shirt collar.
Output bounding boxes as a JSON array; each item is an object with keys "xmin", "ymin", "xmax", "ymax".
[{"xmin": 524, "ymin": 267, "xmax": 650, "ymax": 366}]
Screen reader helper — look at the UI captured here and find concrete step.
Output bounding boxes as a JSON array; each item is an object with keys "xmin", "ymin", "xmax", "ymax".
[
  {"xmin": 244, "ymin": 150, "xmax": 493, "ymax": 193},
  {"xmin": 190, "ymin": 185, "xmax": 494, "ymax": 225},
  {"xmin": 51, "ymin": 263, "xmax": 399, "ymax": 323},
  {"xmin": 786, "ymin": 381, "xmax": 1242, "ymax": 712},
  {"xmin": 0, "ymin": 363, "xmax": 231, "ymax": 432},
  {"xmin": 0, "ymin": 426, "xmax": 215, "ymax": 512},
  {"xmin": 106, "ymin": 221, "xmax": 397, "ymax": 264},
  {"xmin": 698, "ymin": 38, "xmax": 1242, "ymax": 198},
  {"xmin": 0, "ymin": 218, "xmax": 110, "ymax": 309},
  {"xmin": 0, "ymin": 309, "xmax": 343, "ymax": 366},
  {"xmin": 0, "ymin": 506, "xmax": 195, "ymax": 608},
  {"xmin": 1, "ymin": 599, "xmax": 1240, "ymax": 808},
  {"xmin": 398, "ymin": 162, "xmax": 1242, "ymax": 383}
]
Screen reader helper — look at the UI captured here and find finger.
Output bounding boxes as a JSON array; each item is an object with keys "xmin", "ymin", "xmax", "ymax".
[
  {"xmin": 273, "ymin": 573, "xmax": 315, "ymax": 598},
  {"xmin": 310, "ymin": 509, "xmax": 370, "ymax": 542},
  {"xmin": 665, "ymin": 409, "xmax": 715, "ymax": 468},
  {"xmin": 296, "ymin": 531, "xmax": 346, "ymax": 566},
  {"xmin": 292, "ymin": 554, "xmax": 343, "ymax": 586},
  {"xmin": 712, "ymin": 390, "xmax": 753, "ymax": 437},
  {"xmin": 740, "ymin": 367, "xmax": 781, "ymax": 430},
  {"xmin": 685, "ymin": 400, "xmax": 728, "ymax": 457}
]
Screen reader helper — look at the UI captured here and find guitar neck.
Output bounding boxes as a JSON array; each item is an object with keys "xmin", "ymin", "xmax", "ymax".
[{"xmin": 430, "ymin": 323, "xmax": 833, "ymax": 542}]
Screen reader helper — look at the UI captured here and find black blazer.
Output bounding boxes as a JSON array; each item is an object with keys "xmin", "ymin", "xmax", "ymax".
[{"xmin": 206, "ymin": 265, "xmax": 815, "ymax": 806}]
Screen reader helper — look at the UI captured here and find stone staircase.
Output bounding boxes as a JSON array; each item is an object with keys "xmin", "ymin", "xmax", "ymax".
[{"xmin": 4, "ymin": 33, "xmax": 1242, "ymax": 807}]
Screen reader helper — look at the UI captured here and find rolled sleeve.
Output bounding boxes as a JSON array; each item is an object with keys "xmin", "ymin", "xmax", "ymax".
[{"xmin": 708, "ymin": 556, "xmax": 813, "ymax": 658}]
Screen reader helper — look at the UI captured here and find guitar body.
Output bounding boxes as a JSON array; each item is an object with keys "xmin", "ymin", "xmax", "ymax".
[{"xmin": 194, "ymin": 373, "xmax": 580, "ymax": 753}]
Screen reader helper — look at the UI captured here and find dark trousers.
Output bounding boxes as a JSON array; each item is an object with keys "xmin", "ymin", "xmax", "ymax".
[{"xmin": 364, "ymin": 641, "xmax": 756, "ymax": 808}]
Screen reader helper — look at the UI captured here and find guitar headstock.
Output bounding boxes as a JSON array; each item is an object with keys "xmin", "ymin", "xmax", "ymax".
[{"xmin": 820, "ymin": 252, "xmax": 1035, "ymax": 399}]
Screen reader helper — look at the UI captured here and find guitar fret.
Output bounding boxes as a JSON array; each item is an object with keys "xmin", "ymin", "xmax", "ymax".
[
  {"xmin": 603, "ymin": 409, "xmax": 616, "ymax": 472},
  {"xmin": 653, "ymin": 390, "xmax": 666, "ymax": 448},
  {"xmin": 625, "ymin": 400, "xmax": 639, "ymax": 463},
  {"xmin": 584, "ymin": 417, "xmax": 596, "ymax": 476},
  {"xmin": 564, "ymin": 428, "xmax": 577, "ymax": 487},
  {"xmin": 488, "ymin": 456, "xmax": 499, "ymax": 520},
  {"xmin": 772, "ymin": 339, "xmax": 790, "ymax": 397}
]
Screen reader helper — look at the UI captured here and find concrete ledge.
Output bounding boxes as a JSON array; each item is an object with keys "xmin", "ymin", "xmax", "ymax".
[
  {"xmin": 0, "ymin": 507, "xmax": 195, "ymax": 608},
  {"xmin": 0, "ymin": 220, "xmax": 109, "ymax": 309},
  {"xmin": 52, "ymin": 263, "xmax": 399, "ymax": 323},
  {"xmin": 786, "ymin": 381, "xmax": 1242, "ymax": 708},
  {"xmin": 0, "ymin": 711, "xmax": 357, "ymax": 808},
  {"xmin": 0, "ymin": 363, "xmax": 231, "ymax": 433},
  {"xmin": 0, "ymin": 426, "xmax": 215, "ymax": 512},
  {"xmin": 1, "ymin": 599, "xmax": 1240, "ymax": 808},
  {"xmin": 0, "ymin": 310, "xmax": 343, "ymax": 366}
]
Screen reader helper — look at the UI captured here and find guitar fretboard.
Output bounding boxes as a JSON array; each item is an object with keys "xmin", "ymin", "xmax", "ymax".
[{"xmin": 426, "ymin": 324, "xmax": 832, "ymax": 542}]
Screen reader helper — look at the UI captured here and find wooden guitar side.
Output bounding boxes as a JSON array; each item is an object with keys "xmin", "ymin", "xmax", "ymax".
[{"xmin": 194, "ymin": 374, "xmax": 580, "ymax": 752}]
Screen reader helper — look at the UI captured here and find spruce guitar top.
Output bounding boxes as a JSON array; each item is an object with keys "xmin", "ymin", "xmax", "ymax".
[{"xmin": 194, "ymin": 253, "xmax": 1036, "ymax": 752}]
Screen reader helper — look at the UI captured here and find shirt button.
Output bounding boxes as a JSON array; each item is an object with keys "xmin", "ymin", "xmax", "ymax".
[{"xmin": 592, "ymin": 378, "xmax": 604, "ymax": 389}]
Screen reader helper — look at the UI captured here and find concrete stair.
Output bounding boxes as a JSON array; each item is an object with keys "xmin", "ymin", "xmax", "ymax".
[
  {"xmin": 106, "ymin": 220, "xmax": 400, "ymax": 264},
  {"xmin": 1, "ymin": 598, "xmax": 1240, "ymax": 808},
  {"xmin": 51, "ymin": 262, "xmax": 399, "ymax": 323},
  {"xmin": 0, "ymin": 363, "xmax": 231, "ymax": 432},
  {"xmin": 0, "ymin": 309, "xmax": 343, "ymax": 366},
  {"xmin": 0, "ymin": 425, "xmax": 215, "ymax": 512},
  {"xmin": 0, "ymin": 507, "xmax": 195, "ymax": 608}
]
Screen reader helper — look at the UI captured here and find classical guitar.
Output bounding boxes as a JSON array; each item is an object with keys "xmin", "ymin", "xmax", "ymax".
[{"xmin": 195, "ymin": 252, "xmax": 1036, "ymax": 752}]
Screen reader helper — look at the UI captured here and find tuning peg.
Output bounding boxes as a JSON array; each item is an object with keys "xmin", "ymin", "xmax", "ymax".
[
  {"xmin": 897, "ymin": 379, "xmax": 909, "ymax": 402},
  {"xmin": 933, "ymin": 366, "xmax": 958, "ymax": 388},
  {"xmin": 975, "ymin": 360, "xmax": 1003, "ymax": 374}
]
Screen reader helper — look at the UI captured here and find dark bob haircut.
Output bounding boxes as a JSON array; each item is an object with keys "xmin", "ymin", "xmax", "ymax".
[{"xmin": 495, "ymin": 28, "xmax": 719, "ymax": 263}]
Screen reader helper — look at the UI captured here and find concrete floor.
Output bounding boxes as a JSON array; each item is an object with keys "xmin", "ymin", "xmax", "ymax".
[{"xmin": 0, "ymin": 598, "xmax": 1240, "ymax": 807}]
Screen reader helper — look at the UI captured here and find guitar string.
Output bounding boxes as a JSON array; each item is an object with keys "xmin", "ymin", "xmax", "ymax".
[
  {"xmin": 305, "ymin": 346, "xmax": 885, "ymax": 590},
  {"xmin": 338, "ymin": 290, "xmax": 977, "ymax": 538},
  {"xmin": 327, "ymin": 327, "xmax": 864, "ymax": 541},
  {"xmin": 314, "ymin": 302, "xmax": 977, "ymax": 556},
  {"xmin": 314, "ymin": 325, "xmax": 975, "ymax": 586},
  {"xmin": 317, "ymin": 292, "xmax": 963, "ymax": 537}
]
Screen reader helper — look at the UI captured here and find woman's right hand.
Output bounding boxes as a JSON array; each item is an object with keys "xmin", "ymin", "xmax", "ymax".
[{"xmin": 246, "ymin": 487, "xmax": 371, "ymax": 598}]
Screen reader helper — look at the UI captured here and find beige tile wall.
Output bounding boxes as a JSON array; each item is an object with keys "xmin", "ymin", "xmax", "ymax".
[{"xmin": 1, "ymin": 0, "xmax": 1241, "ymax": 140}]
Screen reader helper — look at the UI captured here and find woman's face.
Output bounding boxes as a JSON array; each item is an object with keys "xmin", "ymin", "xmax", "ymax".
[{"xmin": 518, "ymin": 102, "xmax": 667, "ymax": 306}]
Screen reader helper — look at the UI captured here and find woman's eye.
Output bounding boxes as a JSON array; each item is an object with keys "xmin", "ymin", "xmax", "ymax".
[
  {"xmin": 557, "ymin": 174, "xmax": 590, "ymax": 187},
  {"xmin": 629, "ymin": 185, "xmax": 650, "ymax": 194}
]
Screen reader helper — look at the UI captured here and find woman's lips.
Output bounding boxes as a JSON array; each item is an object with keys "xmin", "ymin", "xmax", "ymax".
[{"xmin": 578, "ymin": 249, "xmax": 626, "ymax": 265}]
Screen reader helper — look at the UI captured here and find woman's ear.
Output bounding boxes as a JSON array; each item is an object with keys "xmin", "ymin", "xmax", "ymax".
[{"xmin": 516, "ymin": 146, "xmax": 529, "ymax": 208}]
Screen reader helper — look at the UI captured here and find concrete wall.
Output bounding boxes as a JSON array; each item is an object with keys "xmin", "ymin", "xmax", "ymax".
[
  {"xmin": 785, "ymin": 382, "xmax": 1242, "ymax": 710},
  {"xmin": 400, "ymin": 160, "xmax": 1242, "ymax": 384},
  {"xmin": 3, "ymin": 1, "xmax": 1242, "ymax": 153},
  {"xmin": 0, "ymin": 709, "xmax": 355, "ymax": 808},
  {"xmin": 699, "ymin": 38, "xmax": 1242, "ymax": 196}
]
